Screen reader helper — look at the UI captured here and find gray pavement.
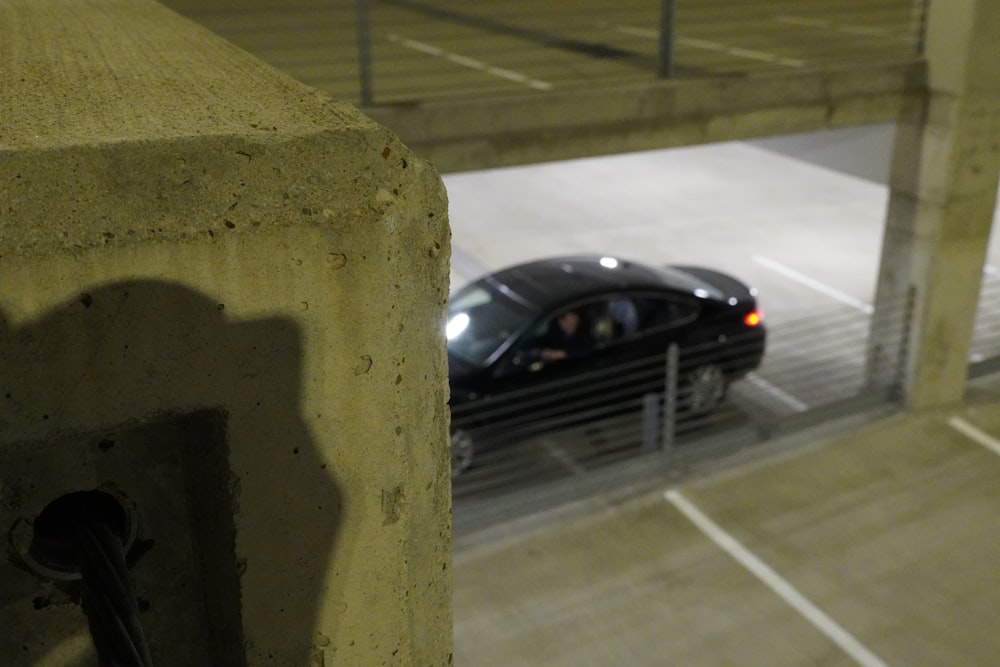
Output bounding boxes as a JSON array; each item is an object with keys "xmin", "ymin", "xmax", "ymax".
[
  {"xmin": 454, "ymin": 382, "xmax": 1000, "ymax": 666},
  {"xmin": 446, "ymin": 136, "xmax": 1000, "ymax": 666},
  {"xmin": 442, "ymin": 134, "xmax": 1000, "ymax": 414},
  {"xmin": 162, "ymin": 0, "xmax": 922, "ymax": 107}
]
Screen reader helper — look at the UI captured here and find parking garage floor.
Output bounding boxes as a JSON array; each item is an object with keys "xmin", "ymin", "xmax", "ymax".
[
  {"xmin": 453, "ymin": 377, "xmax": 1000, "ymax": 667},
  {"xmin": 446, "ymin": 134, "xmax": 1000, "ymax": 666}
]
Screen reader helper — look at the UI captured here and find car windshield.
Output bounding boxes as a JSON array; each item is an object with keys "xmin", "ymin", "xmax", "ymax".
[{"xmin": 446, "ymin": 282, "xmax": 537, "ymax": 366}]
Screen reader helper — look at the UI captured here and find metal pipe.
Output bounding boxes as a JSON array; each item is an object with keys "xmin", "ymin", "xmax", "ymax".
[
  {"xmin": 657, "ymin": 0, "xmax": 676, "ymax": 78},
  {"xmin": 662, "ymin": 343, "xmax": 679, "ymax": 455},
  {"xmin": 356, "ymin": 0, "xmax": 374, "ymax": 106},
  {"xmin": 641, "ymin": 393, "xmax": 661, "ymax": 453}
]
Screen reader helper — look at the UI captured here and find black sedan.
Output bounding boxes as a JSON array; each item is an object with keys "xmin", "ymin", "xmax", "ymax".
[{"xmin": 446, "ymin": 255, "xmax": 766, "ymax": 477}]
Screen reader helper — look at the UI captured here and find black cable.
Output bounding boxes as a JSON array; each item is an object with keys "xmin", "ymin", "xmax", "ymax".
[
  {"xmin": 71, "ymin": 509, "xmax": 154, "ymax": 667},
  {"xmin": 33, "ymin": 492, "xmax": 154, "ymax": 667}
]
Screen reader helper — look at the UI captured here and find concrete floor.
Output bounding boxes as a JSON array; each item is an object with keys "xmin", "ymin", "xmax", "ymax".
[
  {"xmin": 446, "ymin": 136, "xmax": 1000, "ymax": 666},
  {"xmin": 453, "ymin": 380, "xmax": 1000, "ymax": 666},
  {"xmin": 161, "ymin": 0, "xmax": 922, "ymax": 107}
]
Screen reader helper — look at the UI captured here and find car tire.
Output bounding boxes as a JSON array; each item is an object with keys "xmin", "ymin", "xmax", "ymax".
[
  {"xmin": 451, "ymin": 429, "xmax": 475, "ymax": 478},
  {"xmin": 684, "ymin": 363, "xmax": 727, "ymax": 414}
]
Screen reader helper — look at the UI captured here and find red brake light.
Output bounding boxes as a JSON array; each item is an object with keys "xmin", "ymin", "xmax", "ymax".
[{"xmin": 744, "ymin": 310, "xmax": 762, "ymax": 327}]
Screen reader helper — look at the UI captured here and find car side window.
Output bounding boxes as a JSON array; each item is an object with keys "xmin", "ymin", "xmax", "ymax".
[
  {"xmin": 616, "ymin": 295, "xmax": 699, "ymax": 337},
  {"xmin": 606, "ymin": 297, "xmax": 640, "ymax": 340},
  {"xmin": 501, "ymin": 304, "xmax": 601, "ymax": 371}
]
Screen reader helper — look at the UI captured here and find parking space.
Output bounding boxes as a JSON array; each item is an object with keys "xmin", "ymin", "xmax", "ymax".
[
  {"xmin": 443, "ymin": 136, "xmax": 889, "ymax": 423},
  {"xmin": 443, "ymin": 131, "xmax": 1000, "ymax": 423},
  {"xmin": 162, "ymin": 0, "xmax": 923, "ymax": 105},
  {"xmin": 453, "ymin": 394, "xmax": 1000, "ymax": 666}
]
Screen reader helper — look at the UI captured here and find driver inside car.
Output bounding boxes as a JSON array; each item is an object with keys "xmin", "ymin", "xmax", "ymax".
[{"xmin": 539, "ymin": 309, "xmax": 594, "ymax": 360}]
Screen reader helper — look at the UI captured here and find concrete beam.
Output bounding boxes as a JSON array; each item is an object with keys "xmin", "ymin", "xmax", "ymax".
[
  {"xmin": 367, "ymin": 61, "xmax": 927, "ymax": 173},
  {"xmin": 0, "ymin": 1, "xmax": 452, "ymax": 665}
]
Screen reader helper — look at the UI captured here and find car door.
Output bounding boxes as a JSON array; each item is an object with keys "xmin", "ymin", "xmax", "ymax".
[
  {"xmin": 581, "ymin": 293, "xmax": 702, "ymax": 401},
  {"xmin": 480, "ymin": 300, "xmax": 612, "ymax": 437}
]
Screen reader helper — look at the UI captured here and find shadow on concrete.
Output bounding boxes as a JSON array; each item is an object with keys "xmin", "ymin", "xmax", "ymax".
[{"xmin": 0, "ymin": 280, "xmax": 340, "ymax": 667}]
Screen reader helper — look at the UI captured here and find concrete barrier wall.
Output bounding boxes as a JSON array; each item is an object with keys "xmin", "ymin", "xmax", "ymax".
[{"xmin": 1, "ymin": 1, "xmax": 452, "ymax": 665}]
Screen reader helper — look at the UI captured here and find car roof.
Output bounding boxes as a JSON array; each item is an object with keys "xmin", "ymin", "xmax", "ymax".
[{"xmin": 476, "ymin": 255, "xmax": 720, "ymax": 314}]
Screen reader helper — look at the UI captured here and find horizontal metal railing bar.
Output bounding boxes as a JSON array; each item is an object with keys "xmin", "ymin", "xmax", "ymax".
[
  {"xmin": 449, "ymin": 285, "xmax": 939, "ymax": 472},
  {"xmin": 166, "ymin": 0, "xmax": 925, "ymax": 106},
  {"xmin": 452, "ymin": 347, "xmax": 766, "ymax": 427}
]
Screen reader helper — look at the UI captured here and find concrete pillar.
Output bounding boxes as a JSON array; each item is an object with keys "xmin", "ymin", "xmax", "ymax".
[
  {"xmin": 0, "ymin": 1, "xmax": 452, "ymax": 665},
  {"xmin": 868, "ymin": 0, "xmax": 1000, "ymax": 409}
]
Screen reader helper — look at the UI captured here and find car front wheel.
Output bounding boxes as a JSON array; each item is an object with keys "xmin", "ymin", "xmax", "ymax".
[
  {"xmin": 684, "ymin": 363, "xmax": 727, "ymax": 414},
  {"xmin": 451, "ymin": 429, "xmax": 475, "ymax": 478}
]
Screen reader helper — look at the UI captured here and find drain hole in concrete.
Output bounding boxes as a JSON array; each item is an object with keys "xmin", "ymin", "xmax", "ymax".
[{"xmin": 23, "ymin": 489, "xmax": 138, "ymax": 581}]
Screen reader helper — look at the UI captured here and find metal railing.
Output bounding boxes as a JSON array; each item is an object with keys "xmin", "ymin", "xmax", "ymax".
[
  {"xmin": 451, "ymin": 291, "xmax": 918, "ymax": 495},
  {"xmin": 165, "ymin": 0, "xmax": 929, "ymax": 107},
  {"xmin": 970, "ymin": 269, "xmax": 1000, "ymax": 377}
]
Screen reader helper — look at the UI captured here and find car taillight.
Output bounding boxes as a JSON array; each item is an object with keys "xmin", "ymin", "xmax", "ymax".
[{"xmin": 744, "ymin": 309, "xmax": 762, "ymax": 327}]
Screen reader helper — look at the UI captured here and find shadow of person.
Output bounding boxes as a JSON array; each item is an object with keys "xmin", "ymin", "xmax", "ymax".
[{"xmin": 0, "ymin": 280, "xmax": 340, "ymax": 667}]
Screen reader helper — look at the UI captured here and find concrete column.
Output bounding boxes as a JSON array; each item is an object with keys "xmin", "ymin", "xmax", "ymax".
[
  {"xmin": 868, "ymin": 0, "xmax": 1000, "ymax": 409},
  {"xmin": 0, "ymin": 1, "xmax": 451, "ymax": 665}
]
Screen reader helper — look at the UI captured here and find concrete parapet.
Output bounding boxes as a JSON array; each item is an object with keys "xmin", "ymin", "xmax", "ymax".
[
  {"xmin": 367, "ymin": 62, "xmax": 926, "ymax": 173},
  {"xmin": 1, "ymin": 1, "xmax": 452, "ymax": 665}
]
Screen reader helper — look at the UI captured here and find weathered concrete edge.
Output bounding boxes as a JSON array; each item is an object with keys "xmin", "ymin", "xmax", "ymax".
[
  {"xmin": 367, "ymin": 61, "xmax": 927, "ymax": 172},
  {"xmin": 0, "ymin": 122, "xmax": 428, "ymax": 259}
]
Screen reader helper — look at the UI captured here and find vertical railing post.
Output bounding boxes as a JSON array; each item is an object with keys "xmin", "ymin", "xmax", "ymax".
[
  {"xmin": 892, "ymin": 285, "xmax": 918, "ymax": 401},
  {"xmin": 657, "ymin": 0, "xmax": 676, "ymax": 78},
  {"xmin": 662, "ymin": 343, "xmax": 679, "ymax": 457},
  {"xmin": 641, "ymin": 392, "xmax": 661, "ymax": 453},
  {"xmin": 356, "ymin": 0, "xmax": 374, "ymax": 106},
  {"xmin": 914, "ymin": 0, "xmax": 931, "ymax": 56}
]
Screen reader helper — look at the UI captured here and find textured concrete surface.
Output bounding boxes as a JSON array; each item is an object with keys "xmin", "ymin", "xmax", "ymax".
[
  {"xmin": 454, "ymin": 381, "xmax": 1000, "ymax": 666},
  {"xmin": 159, "ymin": 0, "xmax": 927, "ymax": 173},
  {"xmin": 1, "ymin": 1, "xmax": 452, "ymax": 665},
  {"xmin": 868, "ymin": 0, "xmax": 1000, "ymax": 409}
]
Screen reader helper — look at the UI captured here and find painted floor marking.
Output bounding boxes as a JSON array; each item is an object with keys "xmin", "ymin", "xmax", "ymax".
[
  {"xmin": 948, "ymin": 417, "xmax": 1000, "ymax": 457},
  {"xmin": 753, "ymin": 255, "xmax": 874, "ymax": 314},
  {"xmin": 609, "ymin": 24, "xmax": 803, "ymax": 67},
  {"xmin": 773, "ymin": 16, "xmax": 894, "ymax": 38},
  {"xmin": 664, "ymin": 489, "xmax": 892, "ymax": 667},
  {"xmin": 388, "ymin": 35, "xmax": 553, "ymax": 90},
  {"xmin": 745, "ymin": 372, "xmax": 809, "ymax": 412},
  {"xmin": 542, "ymin": 439, "xmax": 587, "ymax": 475}
]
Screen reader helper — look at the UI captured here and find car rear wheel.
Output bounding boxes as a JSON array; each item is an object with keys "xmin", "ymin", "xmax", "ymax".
[
  {"xmin": 451, "ymin": 429, "xmax": 474, "ymax": 478},
  {"xmin": 684, "ymin": 363, "xmax": 726, "ymax": 414}
]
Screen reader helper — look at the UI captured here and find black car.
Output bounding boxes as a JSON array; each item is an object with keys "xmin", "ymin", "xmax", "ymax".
[{"xmin": 446, "ymin": 255, "xmax": 766, "ymax": 477}]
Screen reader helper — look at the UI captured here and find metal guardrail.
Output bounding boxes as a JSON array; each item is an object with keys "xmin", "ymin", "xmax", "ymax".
[
  {"xmin": 163, "ymin": 1, "xmax": 930, "ymax": 107},
  {"xmin": 355, "ymin": 0, "xmax": 928, "ymax": 105},
  {"xmin": 970, "ymin": 271, "xmax": 1000, "ymax": 378},
  {"xmin": 451, "ymin": 291, "xmax": 922, "ymax": 494}
]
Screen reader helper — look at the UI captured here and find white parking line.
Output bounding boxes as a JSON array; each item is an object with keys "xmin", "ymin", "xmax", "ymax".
[
  {"xmin": 664, "ymin": 489, "xmax": 892, "ymax": 667},
  {"xmin": 542, "ymin": 439, "xmax": 588, "ymax": 475},
  {"xmin": 744, "ymin": 372, "xmax": 810, "ymax": 412},
  {"xmin": 753, "ymin": 255, "xmax": 874, "ymax": 314},
  {"xmin": 388, "ymin": 35, "xmax": 553, "ymax": 91},
  {"xmin": 947, "ymin": 417, "xmax": 1000, "ymax": 457},
  {"xmin": 608, "ymin": 24, "xmax": 804, "ymax": 68},
  {"xmin": 774, "ymin": 16, "xmax": 894, "ymax": 38}
]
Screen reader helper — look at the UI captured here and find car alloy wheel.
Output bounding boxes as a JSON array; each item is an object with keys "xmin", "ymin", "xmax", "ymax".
[
  {"xmin": 451, "ymin": 429, "xmax": 474, "ymax": 478},
  {"xmin": 685, "ymin": 363, "xmax": 726, "ymax": 414}
]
